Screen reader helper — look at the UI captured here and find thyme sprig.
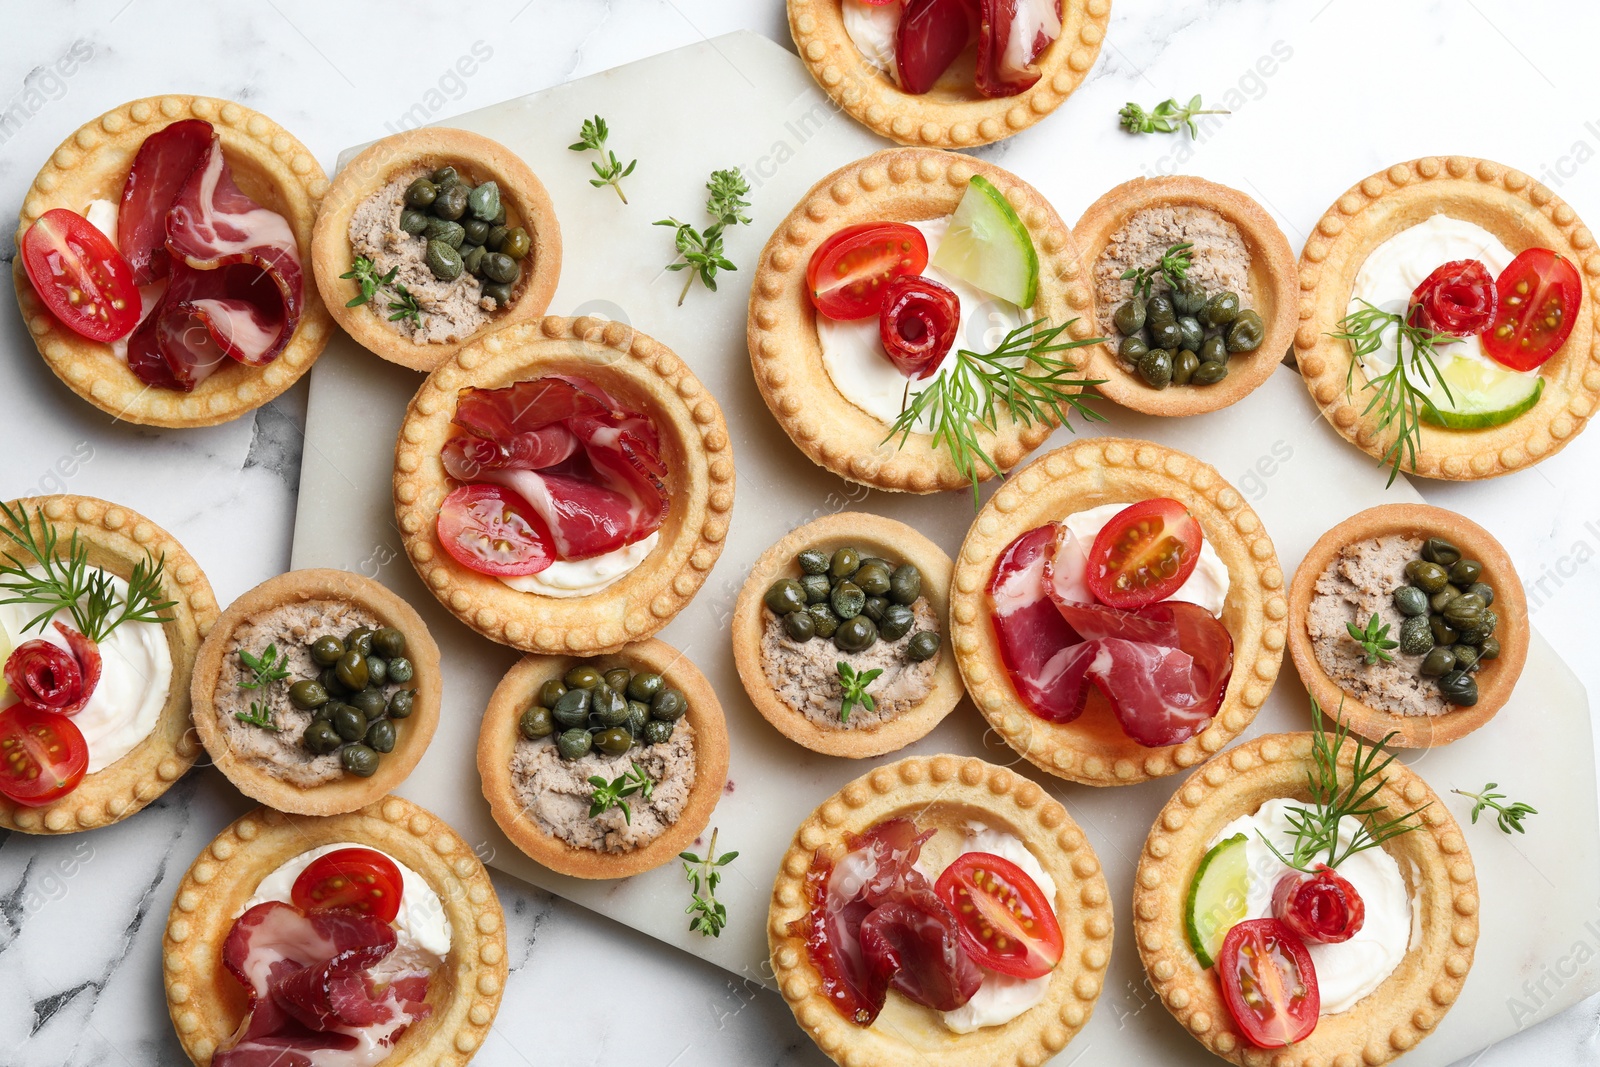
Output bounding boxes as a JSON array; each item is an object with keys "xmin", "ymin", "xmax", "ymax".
[
  {"xmin": 235, "ymin": 701, "xmax": 279, "ymax": 731},
  {"xmin": 0, "ymin": 501, "xmax": 176, "ymax": 643},
  {"xmin": 1454, "ymin": 783, "xmax": 1537, "ymax": 834},
  {"xmin": 1119, "ymin": 94, "xmax": 1230, "ymax": 138},
  {"xmin": 588, "ymin": 762, "xmax": 655, "ymax": 823},
  {"xmin": 655, "ymin": 168, "xmax": 751, "ymax": 305},
  {"xmin": 237, "ymin": 644, "xmax": 291, "ymax": 691},
  {"xmin": 568, "ymin": 114, "xmax": 636, "ymax": 204},
  {"xmin": 1121, "ymin": 241, "xmax": 1193, "ymax": 299},
  {"xmin": 680, "ymin": 828, "xmax": 738, "ymax": 938},
  {"xmin": 836, "ymin": 662, "xmax": 883, "ymax": 724},
  {"xmin": 1345, "ymin": 612, "xmax": 1399, "ymax": 665},
  {"xmin": 882, "ymin": 319, "xmax": 1107, "ymax": 506},
  {"xmin": 341, "ymin": 256, "xmax": 422, "ymax": 325}
]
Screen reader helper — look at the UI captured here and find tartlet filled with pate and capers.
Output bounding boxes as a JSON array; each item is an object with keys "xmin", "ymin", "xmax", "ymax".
[
  {"xmin": 1288, "ymin": 503, "xmax": 1528, "ymax": 747},
  {"xmin": 190, "ymin": 569, "xmax": 441, "ymax": 816},
  {"xmin": 312, "ymin": 127, "xmax": 562, "ymax": 372},
  {"xmin": 478, "ymin": 638, "xmax": 728, "ymax": 879},
  {"xmin": 732, "ymin": 512, "xmax": 962, "ymax": 759}
]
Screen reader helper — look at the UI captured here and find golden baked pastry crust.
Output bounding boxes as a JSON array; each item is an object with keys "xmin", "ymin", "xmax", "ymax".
[
  {"xmin": 311, "ymin": 126, "xmax": 563, "ymax": 372},
  {"xmin": 13, "ymin": 95, "xmax": 332, "ymax": 428},
  {"xmin": 162, "ymin": 796, "xmax": 507, "ymax": 1066},
  {"xmin": 731, "ymin": 511, "xmax": 963, "ymax": 757},
  {"xmin": 1288, "ymin": 503, "xmax": 1527, "ymax": 748},
  {"xmin": 1296, "ymin": 155, "xmax": 1600, "ymax": 479},
  {"xmin": 0, "ymin": 495, "xmax": 216, "ymax": 834},
  {"xmin": 950, "ymin": 437, "xmax": 1286, "ymax": 786},
  {"xmin": 476, "ymin": 638, "xmax": 729, "ymax": 880},
  {"xmin": 189, "ymin": 569, "xmax": 442, "ymax": 816},
  {"xmin": 768, "ymin": 754, "xmax": 1112, "ymax": 1067},
  {"xmin": 1073, "ymin": 175, "xmax": 1298, "ymax": 416},
  {"xmin": 748, "ymin": 148, "xmax": 1096, "ymax": 494},
  {"xmin": 787, "ymin": 0, "xmax": 1111, "ymax": 148},
  {"xmin": 1132, "ymin": 732, "xmax": 1478, "ymax": 1066},
  {"xmin": 394, "ymin": 316, "xmax": 735, "ymax": 654}
]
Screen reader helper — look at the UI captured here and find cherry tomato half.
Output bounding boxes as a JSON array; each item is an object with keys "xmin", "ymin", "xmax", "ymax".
[
  {"xmin": 933, "ymin": 851, "xmax": 1063, "ymax": 979},
  {"xmin": 0, "ymin": 703, "xmax": 89, "ymax": 807},
  {"xmin": 807, "ymin": 223, "xmax": 929, "ymax": 320},
  {"xmin": 1272, "ymin": 865, "xmax": 1366, "ymax": 944},
  {"xmin": 1084, "ymin": 498, "xmax": 1203, "ymax": 610},
  {"xmin": 436, "ymin": 483, "xmax": 554, "ymax": 577},
  {"xmin": 20, "ymin": 208, "xmax": 142, "ymax": 343},
  {"xmin": 878, "ymin": 273, "xmax": 961, "ymax": 379},
  {"xmin": 1482, "ymin": 248, "xmax": 1582, "ymax": 371},
  {"xmin": 291, "ymin": 847, "xmax": 404, "ymax": 924},
  {"xmin": 1407, "ymin": 259, "xmax": 1496, "ymax": 337},
  {"xmin": 1217, "ymin": 918, "xmax": 1320, "ymax": 1049}
]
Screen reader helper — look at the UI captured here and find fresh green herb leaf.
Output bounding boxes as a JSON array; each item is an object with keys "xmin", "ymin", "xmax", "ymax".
[
  {"xmin": 1453, "ymin": 783, "xmax": 1537, "ymax": 834},
  {"xmin": 655, "ymin": 168, "xmax": 751, "ymax": 305},
  {"xmin": 387, "ymin": 283, "xmax": 423, "ymax": 326},
  {"xmin": 235, "ymin": 701, "xmax": 279, "ymax": 731},
  {"xmin": 568, "ymin": 114, "xmax": 637, "ymax": 204},
  {"xmin": 1345, "ymin": 612, "xmax": 1399, "ymax": 665},
  {"xmin": 836, "ymin": 662, "xmax": 884, "ymax": 724},
  {"xmin": 1121, "ymin": 241, "xmax": 1193, "ymax": 300},
  {"xmin": 679, "ymin": 827, "xmax": 738, "ymax": 938},
  {"xmin": 587, "ymin": 761, "xmax": 655, "ymax": 824},
  {"xmin": 1119, "ymin": 94, "xmax": 1230, "ymax": 138},
  {"xmin": 341, "ymin": 256, "xmax": 399, "ymax": 310},
  {"xmin": 237, "ymin": 644, "xmax": 291, "ymax": 691}
]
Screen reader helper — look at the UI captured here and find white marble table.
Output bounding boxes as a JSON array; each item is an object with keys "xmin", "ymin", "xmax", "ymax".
[{"xmin": 0, "ymin": 1, "xmax": 1596, "ymax": 1064}]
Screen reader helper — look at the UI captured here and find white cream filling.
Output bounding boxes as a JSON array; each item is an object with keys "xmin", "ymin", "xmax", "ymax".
[
  {"xmin": 1209, "ymin": 798, "xmax": 1411, "ymax": 1015},
  {"xmin": 497, "ymin": 531, "xmax": 659, "ymax": 598},
  {"xmin": 0, "ymin": 568, "xmax": 173, "ymax": 774},
  {"xmin": 1050, "ymin": 502, "xmax": 1229, "ymax": 616},
  {"xmin": 842, "ymin": 0, "xmax": 901, "ymax": 82},
  {"xmin": 817, "ymin": 216, "xmax": 1024, "ymax": 432},
  {"xmin": 82, "ymin": 197, "xmax": 164, "ymax": 360}
]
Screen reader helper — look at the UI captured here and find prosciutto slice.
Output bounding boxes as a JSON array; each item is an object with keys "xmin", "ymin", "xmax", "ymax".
[
  {"xmin": 975, "ymin": 0, "xmax": 1063, "ymax": 97},
  {"xmin": 896, "ymin": 0, "xmax": 977, "ymax": 94},
  {"xmin": 117, "ymin": 118, "xmax": 212, "ymax": 285},
  {"xmin": 989, "ymin": 523, "xmax": 1088, "ymax": 721}
]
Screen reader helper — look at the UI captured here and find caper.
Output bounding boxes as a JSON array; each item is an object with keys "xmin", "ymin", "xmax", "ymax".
[
  {"xmin": 862, "ymin": 596, "xmax": 888, "ymax": 622},
  {"xmin": 1172, "ymin": 349, "xmax": 1200, "ymax": 386},
  {"xmin": 405, "ymin": 177, "xmax": 438, "ymax": 208},
  {"xmin": 312, "ymin": 700, "xmax": 339, "ymax": 723},
  {"xmin": 1421, "ymin": 538, "xmax": 1461, "ymax": 567},
  {"xmin": 590, "ymin": 685, "xmax": 630, "ymax": 727},
  {"xmin": 311, "ymin": 635, "xmax": 345, "ymax": 666},
  {"xmin": 1437, "ymin": 670, "xmax": 1479, "ymax": 707},
  {"xmin": 1419, "ymin": 646, "xmax": 1456, "ymax": 676},
  {"xmin": 1226, "ymin": 309, "xmax": 1265, "ymax": 352},
  {"xmin": 1118, "ymin": 335, "xmax": 1150, "ymax": 364},
  {"xmin": 1455, "ymin": 619, "xmax": 1491, "ymax": 646},
  {"xmin": 1448, "ymin": 559, "xmax": 1482, "ymax": 586},
  {"xmin": 834, "ymin": 615, "xmax": 878, "ymax": 653},
  {"xmin": 338, "ymin": 744, "xmax": 378, "ymax": 777},
  {"xmin": 552, "ymin": 688, "xmax": 592, "ymax": 729},
  {"xmin": 1199, "ymin": 334, "xmax": 1228, "ymax": 364},
  {"xmin": 624, "ymin": 701, "xmax": 649, "ymax": 737},
  {"xmin": 1172, "ymin": 277, "xmax": 1208, "ymax": 316},
  {"xmin": 333, "ymin": 705, "xmax": 367, "ymax": 743},
  {"xmin": 831, "ymin": 581, "xmax": 866, "ymax": 620},
  {"xmin": 1478, "ymin": 636, "xmax": 1501, "ymax": 660},
  {"xmin": 350, "ymin": 688, "xmax": 387, "ymax": 719},
  {"xmin": 604, "ymin": 667, "xmax": 633, "ymax": 693},
  {"xmin": 425, "ymin": 239, "xmax": 463, "ymax": 281},
  {"xmin": 368, "ymin": 627, "xmax": 404, "ymax": 659},
  {"xmin": 556, "ymin": 729, "xmax": 592, "ymax": 760},
  {"xmin": 399, "ymin": 208, "xmax": 429, "ymax": 235},
  {"xmin": 1466, "ymin": 582, "xmax": 1494, "ymax": 607},
  {"xmin": 626, "ymin": 672, "xmax": 664, "ymax": 702},
  {"xmin": 1192, "ymin": 360, "xmax": 1229, "ymax": 386},
  {"xmin": 493, "ymin": 202, "xmax": 506, "ymax": 225},
  {"xmin": 538, "ymin": 679, "xmax": 568, "ymax": 709},
  {"xmin": 888, "ymin": 564, "xmax": 922, "ymax": 605},
  {"xmin": 1392, "ymin": 586, "xmax": 1428, "ymax": 616},
  {"xmin": 1149, "ymin": 320, "xmax": 1183, "ymax": 352},
  {"xmin": 764, "ymin": 578, "xmax": 807, "ymax": 615},
  {"xmin": 1430, "ymin": 586, "xmax": 1461, "ymax": 613},
  {"xmin": 565, "ymin": 665, "xmax": 604, "ymax": 690},
  {"xmin": 807, "ymin": 603, "xmax": 839, "ymax": 638},
  {"xmin": 422, "ymin": 216, "xmax": 465, "ymax": 247},
  {"xmin": 486, "ymin": 224, "xmax": 509, "ymax": 252},
  {"xmin": 336, "ymin": 651, "xmax": 370, "ymax": 691},
  {"xmin": 519, "ymin": 705, "xmax": 554, "ymax": 740},
  {"xmin": 1138, "ymin": 349, "xmax": 1174, "ymax": 389},
  {"xmin": 1453, "ymin": 645, "xmax": 1481, "ymax": 671},
  {"xmin": 387, "ymin": 689, "xmax": 416, "ymax": 719},
  {"xmin": 879, "ymin": 603, "xmax": 914, "ymax": 641},
  {"xmin": 433, "ymin": 182, "xmax": 469, "ymax": 220},
  {"xmin": 906, "ymin": 630, "xmax": 942, "ymax": 662},
  {"xmin": 430, "ymin": 165, "xmax": 459, "ymax": 185},
  {"xmin": 783, "ymin": 610, "xmax": 816, "ymax": 641},
  {"xmin": 799, "ymin": 573, "xmax": 832, "ymax": 604},
  {"xmin": 1429, "ymin": 615, "xmax": 1459, "ymax": 645},
  {"xmin": 365, "ymin": 719, "xmax": 397, "ymax": 754},
  {"xmin": 289, "ymin": 679, "xmax": 329, "ymax": 710},
  {"xmin": 1113, "ymin": 298, "xmax": 1146, "ymax": 335},
  {"xmin": 1442, "ymin": 593, "xmax": 1487, "ymax": 630},
  {"xmin": 461, "ymin": 244, "xmax": 487, "ymax": 277},
  {"xmin": 1404, "ymin": 559, "xmax": 1449, "ymax": 593},
  {"xmin": 481, "ymin": 281, "xmax": 514, "ymax": 308},
  {"xmin": 502, "ymin": 227, "xmax": 532, "ymax": 261},
  {"xmin": 652, "ymin": 688, "xmax": 688, "ymax": 722},
  {"xmin": 467, "ymin": 180, "xmax": 501, "ymax": 221},
  {"xmin": 344, "ymin": 628, "xmax": 375, "ymax": 656},
  {"xmin": 365, "ymin": 656, "xmax": 388, "ymax": 687},
  {"xmin": 1398, "ymin": 615, "xmax": 1435, "ymax": 655},
  {"xmin": 591, "ymin": 726, "xmax": 631, "ymax": 757},
  {"xmin": 1177, "ymin": 315, "xmax": 1204, "ymax": 353},
  {"xmin": 830, "ymin": 547, "xmax": 861, "ymax": 580},
  {"xmin": 1201, "ymin": 291, "xmax": 1240, "ymax": 328},
  {"xmin": 303, "ymin": 720, "xmax": 342, "ymax": 755},
  {"xmin": 388, "ymin": 657, "xmax": 414, "ymax": 684},
  {"xmin": 320, "ymin": 666, "xmax": 348, "ymax": 698},
  {"xmin": 853, "ymin": 562, "xmax": 892, "ymax": 597},
  {"xmin": 642, "ymin": 719, "xmax": 674, "ymax": 746},
  {"xmin": 481, "ymin": 252, "xmax": 518, "ymax": 285},
  {"xmin": 798, "ymin": 548, "xmax": 830, "ymax": 575},
  {"xmin": 1145, "ymin": 293, "xmax": 1176, "ymax": 325}
]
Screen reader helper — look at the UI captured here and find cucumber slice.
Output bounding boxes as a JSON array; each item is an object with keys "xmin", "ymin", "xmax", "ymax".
[
  {"xmin": 1421, "ymin": 356, "xmax": 1544, "ymax": 430},
  {"xmin": 930, "ymin": 174, "xmax": 1039, "ymax": 309},
  {"xmin": 1185, "ymin": 832, "xmax": 1249, "ymax": 968}
]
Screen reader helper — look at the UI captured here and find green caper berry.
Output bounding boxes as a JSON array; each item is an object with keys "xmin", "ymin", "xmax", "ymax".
[
  {"xmin": 341, "ymin": 745, "xmax": 380, "ymax": 777},
  {"xmin": 481, "ymin": 281, "xmax": 513, "ymax": 307},
  {"xmin": 365, "ymin": 719, "xmax": 397, "ymax": 754},
  {"xmin": 623, "ymin": 702, "xmax": 649, "ymax": 737},
  {"xmin": 461, "ymin": 244, "xmax": 487, "ymax": 277},
  {"xmin": 807, "ymin": 603, "xmax": 839, "ymax": 638},
  {"xmin": 303, "ymin": 720, "xmax": 342, "ymax": 756},
  {"xmin": 481, "ymin": 252, "xmax": 518, "ymax": 285},
  {"xmin": 799, "ymin": 573, "xmax": 832, "ymax": 604},
  {"xmin": 564, "ymin": 665, "xmax": 604, "ymax": 690},
  {"xmin": 830, "ymin": 548, "xmax": 861, "ymax": 580},
  {"xmin": 833, "ymin": 615, "xmax": 878, "ymax": 653},
  {"xmin": 590, "ymin": 685, "xmax": 630, "ymax": 727},
  {"xmin": 486, "ymin": 225, "xmax": 510, "ymax": 252},
  {"xmin": 332, "ymin": 705, "xmax": 367, "ymax": 743},
  {"xmin": 1201, "ymin": 291, "xmax": 1240, "ymax": 328},
  {"xmin": 1448, "ymin": 559, "xmax": 1482, "ymax": 585},
  {"xmin": 1430, "ymin": 586, "xmax": 1461, "ymax": 613},
  {"xmin": 364, "ymin": 656, "xmax": 388, "ymax": 687},
  {"xmin": 853, "ymin": 563, "xmax": 892, "ymax": 597},
  {"xmin": 430, "ymin": 165, "xmax": 459, "ymax": 185},
  {"xmin": 798, "ymin": 549, "xmax": 830, "ymax": 575},
  {"xmin": 831, "ymin": 581, "xmax": 866, "ymax": 620},
  {"xmin": 1199, "ymin": 334, "xmax": 1228, "ymax": 364},
  {"xmin": 1149, "ymin": 320, "xmax": 1183, "ymax": 352},
  {"xmin": 764, "ymin": 578, "xmax": 808, "ymax": 616},
  {"xmin": 468, "ymin": 180, "xmax": 501, "ymax": 222},
  {"xmin": 652, "ymin": 688, "xmax": 688, "ymax": 722},
  {"xmin": 862, "ymin": 596, "xmax": 888, "ymax": 623},
  {"xmin": 344, "ymin": 628, "xmax": 375, "ymax": 656},
  {"xmin": 1145, "ymin": 293, "xmax": 1176, "ymax": 325},
  {"xmin": 556, "ymin": 729, "xmax": 593, "ymax": 760},
  {"xmin": 1398, "ymin": 615, "xmax": 1434, "ymax": 655},
  {"xmin": 1192, "ymin": 359, "xmax": 1229, "ymax": 386},
  {"xmin": 1453, "ymin": 645, "xmax": 1481, "ymax": 672},
  {"xmin": 552, "ymin": 688, "xmax": 592, "ymax": 728},
  {"xmin": 1430, "ymin": 615, "xmax": 1459, "ymax": 646},
  {"xmin": 425, "ymin": 239, "xmax": 463, "ymax": 280},
  {"xmin": 878, "ymin": 603, "xmax": 915, "ymax": 641},
  {"xmin": 1138, "ymin": 349, "xmax": 1174, "ymax": 389},
  {"xmin": 889, "ymin": 565, "xmax": 922, "ymax": 606},
  {"xmin": 626, "ymin": 672, "xmax": 664, "ymax": 702},
  {"xmin": 594, "ymin": 727, "xmax": 633, "ymax": 757},
  {"xmin": 372, "ymin": 627, "xmax": 405, "ymax": 659},
  {"xmin": 905, "ymin": 630, "xmax": 942, "ymax": 662},
  {"xmin": 1421, "ymin": 538, "xmax": 1461, "ymax": 567},
  {"xmin": 1437, "ymin": 670, "xmax": 1478, "ymax": 707},
  {"xmin": 1177, "ymin": 316, "xmax": 1204, "ymax": 353},
  {"xmin": 336, "ymin": 651, "xmax": 369, "ymax": 691},
  {"xmin": 387, "ymin": 689, "xmax": 416, "ymax": 719},
  {"xmin": 1113, "ymin": 298, "xmax": 1146, "ymax": 335},
  {"xmin": 1226, "ymin": 309, "xmax": 1265, "ymax": 352},
  {"xmin": 289, "ymin": 680, "xmax": 329, "ymax": 710},
  {"xmin": 320, "ymin": 666, "xmax": 348, "ymax": 698},
  {"xmin": 519, "ymin": 705, "xmax": 554, "ymax": 740},
  {"xmin": 1172, "ymin": 277, "xmax": 1207, "ymax": 316},
  {"xmin": 350, "ymin": 688, "xmax": 387, "ymax": 719},
  {"xmin": 1466, "ymin": 582, "xmax": 1494, "ymax": 607},
  {"xmin": 1172, "ymin": 349, "xmax": 1200, "ymax": 386},
  {"xmin": 1419, "ymin": 646, "xmax": 1456, "ymax": 676},
  {"xmin": 501, "ymin": 227, "xmax": 532, "ymax": 261},
  {"xmin": 1391, "ymin": 585, "xmax": 1429, "ymax": 616},
  {"xmin": 1478, "ymin": 636, "xmax": 1501, "ymax": 661},
  {"xmin": 1404, "ymin": 560, "xmax": 1450, "ymax": 593},
  {"xmin": 642, "ymin": 719, "xmax": 674, "ymax": 746},
  {"xmin": 399, "ymin": 208, "xmax": 429, "ymax": 235},
  {"xmin": 311, "ymin": 635, "xmax": 345, "ymax": 666},
  {"xmin": 784, "ymin": 610, "xmax": 817, "ymax": 641},
  {"xmin": 1118, "ymin": 335, "xmax": 1150, "ymax": 364},
  {"xmin": 422, "ymin": 216, "xmax": 465, "ymax": 247},
  {"xmin": 433, "ymin": 183, "xmax": 469, "ymax": 221},
  {"xmin": 405, "ymin": 177, "xmax": 438, "ymax": 208},
  {"xmin": 604, "ymin": 667, "xmax": 633, "ymax": 692},
  {"xmin": 387, "ymin": 657, "xmax": 414, "ymax": 684},
  {"xmin": 538, "ymin": 679, "xmax": 568, "ymax": 709},
  {"xmin": 1442, "ymin": 593, "xmax": 1487, "ymax": 630}
]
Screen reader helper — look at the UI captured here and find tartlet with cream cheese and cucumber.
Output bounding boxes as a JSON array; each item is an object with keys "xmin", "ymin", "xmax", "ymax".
[
  {"xmin": 748, "ymin": 148, "xmax": 1103, "ymax": 496},
  {"xmin": 1296, "ymin": 155, "xmax": 1600, "ymax": 481}
]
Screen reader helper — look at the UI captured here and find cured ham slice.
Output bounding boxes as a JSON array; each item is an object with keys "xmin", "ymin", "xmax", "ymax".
[
  {"xmin": 860, "ymin": 901, "xmax": 984, "ymax": 1011},
  {"xmin": 441, "ymin": 426, "xmax": 578, "ymax": 480},
  {"xmin": 896, "ymin": 0, "xmax": 977, "ymax": 94},
  {"xmin": 989, "ymin": 523, "xmax": 1088, "ymax": 722},
  {"xmin": 975, "ymin": 0, "xmax": 1062, "ymax": 97},
  {"xmin": 453, "ymin": 376, "xmax": 611, "ymax": 439},
  {"xmin": 118, "ymin": 118, "xmax": 212, "ymax": 285}
]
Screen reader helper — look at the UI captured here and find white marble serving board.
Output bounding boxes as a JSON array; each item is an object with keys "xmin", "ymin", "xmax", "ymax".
[{"xmin": 289, "ymin": 31, "xmax": 1600, "ymax": 1065}]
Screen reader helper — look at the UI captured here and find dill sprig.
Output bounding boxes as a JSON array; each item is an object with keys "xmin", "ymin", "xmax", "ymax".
[
  {"xmin": 680, "ymin": 827, "xmax": 738, "ymax": 938},
  {"xmin": 1453, "ymin": 783, "xmax": 1537, "ymax": 834},
  {"xmin": 882, "ymin": 319, "xmax": 1106, "ymax": 506},
  {"xmin": 1122, "ymin": 241, "xmax": 1193, "ymax": 299}
]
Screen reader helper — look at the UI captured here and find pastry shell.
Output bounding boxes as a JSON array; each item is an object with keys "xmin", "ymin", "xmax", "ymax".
[
  {"xmin": 768, "ymin": 754, "xmax": 1112, "ymax": 1067},
  {"xmin": 394, "ymin": 316, "xmax": 735, "ymax": 655},
  {"xmin": 1073, "ymin": 175, "xmax": 1298, "ymax": 416},
  {"xmin": 1288, "ymin": 503, "xmax": 1527, "ymax": 748},
  {"xmin": 1295, "ymin": 155, "xmax": 1600, "ymax": 479},
  {"xmin": 731, "ymin": 511, "xmax": 963, "ymax": 757},
  {"xmin": 13, "ymin": 95, "xmax": 332, "ymax": 428},
  {"xmin": 1132, "ymin": 732, "xmax": 1477, "ymax": 1066},
  {"xmin": 477, "ymin": 638, "xmax": 729, "ymax": 879},
  {"xmin": 162, "ymin": 795, "xmax": 507, "ymax": 1066},
  {"xmin": 748, "ymin": 148, "xmax": 1096, "ymax": 493},
  {"xmin": 189, "ymin": 569, "xmax": 441, "ymax": 816},
  {"xmin": 0, "ymin": 495, "xmax": 216, "ymax": 834},
  {"xmin": 787, "ymin": 0, "xmax": 1110, "ymax": 148},
  {"xmin": 312, "ymin": 126, "xmax": 562, "ymax": 373},
  {"xmin": 950, "ymin": 437, "xmax": 1286, "ymax": 786}
]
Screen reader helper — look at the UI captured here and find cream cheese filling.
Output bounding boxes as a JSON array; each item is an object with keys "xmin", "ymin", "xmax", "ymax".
[
  {"xmin": 1050, "ymin": 502, "xmax": 1229, "ymax": 616},
  {"xmin": 497, "ymin": 531, "xmax": 659, "ymax": 598}
]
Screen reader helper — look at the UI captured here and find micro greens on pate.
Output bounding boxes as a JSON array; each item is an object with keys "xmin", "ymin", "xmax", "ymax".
[
  {"xmin": 341, "ymin": 256, "xmax": 423, "ymax": 326},
  {"xmin": 588, "ymin": 762, "xmax": 655, "ymax": 824},
  {"xmin": 568, "ymin": 114, "xmax": 637, "ymax": 204},
  {"xmin": 235, "ymin": 701, "xmax": 280, "ymax": 731},
  {"xmin": 656, "ymin": 168, "xmax": 751, "ymax": 305},
  {"xmin": 1122, "ymin": 241, "xmax": 1193, "ymax": 300},
  {"xmin": 680, "ymin": 827, "xmax": 738, "ymax": 938},
  {"xmin": 237, "ymin": 644, "xmax": 291, "ymax": 691},
  {"xmin": 1345, "ymin": 612, "xmax": 1399, "ymax": 665},
  {"xmin": 1453, "ymin": 783, "xmax": 1537, "ymax": 834},
  {"xmin": 0, "ymin": 501, "xmax": 176, "ymax": 644},
  {"xmin": 836, "ymin": 662, "xmax": 883, "ymax": 724},
  {"xmin": 1118, "ymin": 95, "xmax": 1230, "ymax": 139}
]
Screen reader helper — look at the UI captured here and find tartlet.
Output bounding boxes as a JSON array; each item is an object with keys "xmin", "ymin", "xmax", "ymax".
[
  {"xmin": 162, "ymin": 795, "xmax": 507, "ymax": 1067},
  {"xmin": 0, "ymin": 495, "xmax": 216, "ymax": 834},
  {"xmin": 13, "ymin": 95, "xmax": 332, "ymax": 428},
  {"xmin": 394, "ymin": 316, "xmax": 734, "ymax": 655},
  {"xmin": 1132, "ymin": 732, "xmax": 1478, "ymax": 1066},
  {"xmin": 748, "ymin": 148, "xmax": 1095, "ymax": 493},
  {"xmin": 190, "ymin": 568, "xmax": 442, "ymax": 816},
  {"xmin": 731, "ymin": 511, "xmax": 963, "ymax": 757},
  {"xmin": 1295, "ymin": 155, "xmax": 1600, "ymax": 479},
  {"xmin": 312, "ymin": 126, "xmax": 562, "ymax": 372},
  {"xmin": 1073, "ymin": 175, "xmax": 1298, "ymax": 416},
  {"xmin": 1288, "ymin": 503, "xmax": 1527, "ymax": 748},
  {"xmin": 477, "ymin": 638, "xmax": 728, "ymax": 879},
  {"xmin": 787, "ymin": 0, "xmax": 1110, "ymax": 148},
  {"xmin": 768, "ymin": 754, "xmax": 1112, "ymax": 1067},
  {"xmin": 950, "ymin": 437, "xmax": 1285, "ymax": 786}
]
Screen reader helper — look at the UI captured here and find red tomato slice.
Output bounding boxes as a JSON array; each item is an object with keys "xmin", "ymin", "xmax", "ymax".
[
  {"xmin": 0, "ymin": 703, "xmax": 89, "ymax": 806},
  {"xmin": 436, "ymin": 483, "xmax": 554, "ymax": 577},
  {"xmin": 933, "ymin": 851, "xmax": 1063, "ymax": 979},
  {"xmin": 20, "ymin": 208, "xmax": 142, "ymax": 343},
  {"xmin": 1084, "ymin": 498, "xmax": 1203, "ymax": 610},
  {"xmin": 1483, "ymin": 248, "xmax": 1582, "ymax": 370},
  {"xmin": 807, "ymin": 222, "xmax": 929, "ymax": 320},
  {"xmin": 291, "ymin": 847, "xmax": 404, "ymax": 924},
  {"xmin": 1217, "ymin": 918, "xmax": 1320, "ymax": 1048}
]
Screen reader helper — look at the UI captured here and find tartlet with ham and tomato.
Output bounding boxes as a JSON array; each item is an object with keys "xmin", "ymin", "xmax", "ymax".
[
  {"xmin": 949, "ymin": 437, "xmax": 1286, "ymax": 786},
  {"xmin": 1296, "ymin": 155, "xmax": 1600, "ymax": 480}
]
